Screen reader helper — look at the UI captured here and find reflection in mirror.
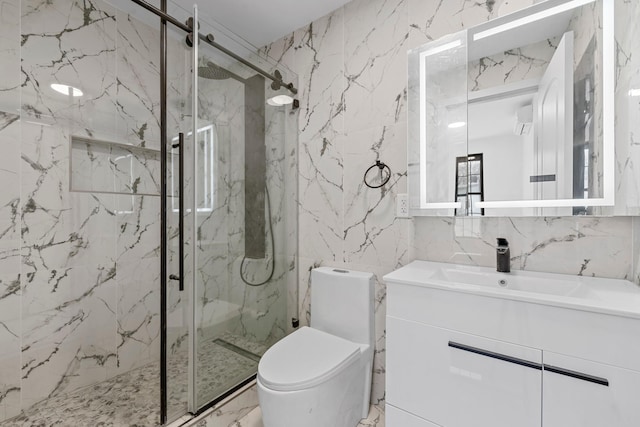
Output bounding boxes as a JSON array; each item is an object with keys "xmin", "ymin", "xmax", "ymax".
[
  {"xmin": 408, "ymin": 0, "xmax": 614, "ymax": 216},
  {"xmin": 408, "ymin": 32, "xmax": 468, "ymax": 216},
  {"xmin": 455, "ymin": 154, "xmax": 484, "ymax": 216}
]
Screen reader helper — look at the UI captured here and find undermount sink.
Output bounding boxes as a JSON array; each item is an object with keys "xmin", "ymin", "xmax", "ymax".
[{"xmin": 386, "ymin": 260, "xmax": 640, "ymax": 318}]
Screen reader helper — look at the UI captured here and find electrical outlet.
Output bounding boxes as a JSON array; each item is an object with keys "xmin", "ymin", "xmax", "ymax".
[{"xmin": 396, "ymin": 193, "xmax": 409, "ymax": 218}]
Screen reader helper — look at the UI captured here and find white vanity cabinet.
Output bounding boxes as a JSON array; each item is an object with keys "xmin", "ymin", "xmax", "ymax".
[
  {"xmin": 384, "ymin": 260, "xmax": 640, "ymax": 427},
  {"xmin": 387, "ymin": 317, "xmax": 542, "ymax": 427},
  {"xmin": 542, "ymin": 352, "xmax": 640, "ymax": 427}
]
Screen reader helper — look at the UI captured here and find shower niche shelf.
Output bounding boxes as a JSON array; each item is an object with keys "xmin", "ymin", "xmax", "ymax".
[{"xmin": 70, "ymin": 136, "xmax": 161, "ymax": 196}]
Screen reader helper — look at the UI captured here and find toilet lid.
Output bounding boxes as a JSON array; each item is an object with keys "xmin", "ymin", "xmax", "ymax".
[{"xmin": 258, "ymin": 326, "xmax": 361, "ymax": 392}]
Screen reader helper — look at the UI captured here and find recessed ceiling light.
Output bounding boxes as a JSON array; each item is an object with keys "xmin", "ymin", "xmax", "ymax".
[
  {"xmin": 629, "ymin": 88, "xmax": 640, "ymax": 97},
  {"xmin": 448, "ymin": 121, "xmax": 466, "ymax": 129},
  {"xmin": 267, "ymin": 94, "xmax": 293, "ymax": 106},
  {"xmin": 50, "ymin": 83, "xmax": 83, "ymax": 97}
]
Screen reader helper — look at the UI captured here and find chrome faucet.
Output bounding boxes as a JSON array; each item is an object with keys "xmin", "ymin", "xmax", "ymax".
[{"xmin": 496, "ymin": 238, "xmax": 510, "ymax": 273}]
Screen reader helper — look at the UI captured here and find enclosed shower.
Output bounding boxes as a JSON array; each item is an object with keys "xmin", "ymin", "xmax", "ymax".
[{"xmin": 0, "ymin": 0, "xmax": 298, "ymax": 425}]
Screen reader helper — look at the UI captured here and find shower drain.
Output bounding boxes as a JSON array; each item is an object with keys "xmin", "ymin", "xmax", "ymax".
[{"xmin": 213, "ymin": 338, "xmax": 262, "ymax": 362}]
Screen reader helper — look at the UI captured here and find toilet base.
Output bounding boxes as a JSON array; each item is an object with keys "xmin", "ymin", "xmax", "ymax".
[{"xmin": 258, "ymin": 356, "xmax": 368, "ymax": 427}]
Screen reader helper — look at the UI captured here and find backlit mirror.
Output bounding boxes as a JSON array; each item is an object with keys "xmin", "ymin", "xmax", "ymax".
[{"xmin": 408, "ymin": 0, "xmax": 614, "ymax": 216}]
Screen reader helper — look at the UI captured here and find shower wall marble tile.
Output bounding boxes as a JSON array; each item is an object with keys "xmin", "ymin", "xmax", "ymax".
[
  {"xmin": 115, "ymin": 8, "xmax": 161, "ymax": 149},
  {"xmin": 0, "ymin": 0, "xmax": 20, "ymax": 114},
  {"xmin": 0, "ymin": 0, "xmax": 294, "ymax": 421},
  {"xmin": 0, "ymin": 113, "xmax": 21, "ymax": 421},
  {"xmin": 227, "ymin": 84, "xmax": 294, "ymax": 346},
  {"xmin": 0, "ymin": 8, "xmax": 20, "ymax": 414},
  {"xmin": 176, "ymin": 66, "xmax": 296, "ymax": 349},
  {"xmin": 114, "ymin": 194, "xmax": 161, "ymax": 375},
  {"xmin": 265, "ymin": 0, "xmax": 640, "ymax": 409},
  {"xmin": 0, "ymin": 0, "xmax": 162, "ymax": 420}
]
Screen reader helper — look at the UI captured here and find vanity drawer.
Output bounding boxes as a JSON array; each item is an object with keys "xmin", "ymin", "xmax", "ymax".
[
  {"xmin": 543, "ymin": 351, "xmax": 640, "ymax": 427},
  {"xmin": 387, "ymin": 316, "xmax": 542, "ymax": 427},
  {"xmin": 386, "ymin": 404, "xmax": 440, "ymax": 427}
]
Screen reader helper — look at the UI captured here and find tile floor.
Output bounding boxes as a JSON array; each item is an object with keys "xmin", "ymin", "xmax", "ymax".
[
  {"xmin": 1, "ymin": 333, "xmax": 264, "ymax": 426},
  {"xmin": 233, "ymin": 405, "xmax": 385, "ymax": 427},
  {"xmin": 2, "ymin": 329, "xmax": 383, "ymax": 427}
]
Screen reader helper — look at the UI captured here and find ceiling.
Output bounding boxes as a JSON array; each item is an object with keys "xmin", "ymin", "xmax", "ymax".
[{"xmin": 181, "ymin": 0, "xmax": 352, "ymax": 48}]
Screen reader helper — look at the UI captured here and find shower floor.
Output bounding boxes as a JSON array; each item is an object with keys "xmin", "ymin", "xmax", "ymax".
[{"xmin": 2, "ymin": 333, "xmax": 266, "ymax": 427}]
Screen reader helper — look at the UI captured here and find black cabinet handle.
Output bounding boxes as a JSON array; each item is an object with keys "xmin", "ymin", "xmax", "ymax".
[
  {"xmin": 448, "ymin": 341, "xmax": 609, "ymax": 387},
  {"xmin": 448, "ymin": 341, "xmax": 542, "ymax": 370},
  {"xmin": 543, "ymin": 364, "xmax": 609, "ymax": 387}
]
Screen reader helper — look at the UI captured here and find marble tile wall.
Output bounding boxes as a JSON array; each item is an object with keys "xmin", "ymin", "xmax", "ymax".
[
  {"xmin": 0, "ymin": 112, "xmax": 21, "ymax": 421},
  {"xmin": 163, "ymin": 12, "xmax": 299, "ymax": 418},
  {"xmin": 0, "ymin": 0, "xmax": 162, "ymax": 421},
  {"xmin": 0, "ymin": 0, "xmax": 295, "ymax": 422},
  {"xmin": 264, "ymin": 0, "xmax": 640, "ymax": 409},
  {"xmin": 164, "ymin": 57, "xmax": 297, "ymax": 341},
  {"xmin": 0, "ymin": 4, "xmax": 21, "ymax": 419},
  {"xmin": 227, "ymin": 79, "xmax": 298, "ymax": 346}
]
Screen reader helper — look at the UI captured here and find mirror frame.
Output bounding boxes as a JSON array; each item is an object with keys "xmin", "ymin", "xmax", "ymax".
[{"xmin": 409, "ymin": 0, "xmax": 615, "ymax": 216}]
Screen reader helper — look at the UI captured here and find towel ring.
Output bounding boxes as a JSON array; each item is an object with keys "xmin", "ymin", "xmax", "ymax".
[{"xmin": 364, "ymin": 160, "xmax": 391, "ymax": 189}]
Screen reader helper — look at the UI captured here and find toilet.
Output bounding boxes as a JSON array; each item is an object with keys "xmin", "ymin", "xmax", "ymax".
[{"xmin": 257, "ymin": 267, "xmax": 374, "ymax": 427}]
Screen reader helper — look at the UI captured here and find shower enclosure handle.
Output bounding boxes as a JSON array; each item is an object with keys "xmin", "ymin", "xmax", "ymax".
[{"xmin": 174, "ymin": 132, "xmax": 185, "ymax": 292}]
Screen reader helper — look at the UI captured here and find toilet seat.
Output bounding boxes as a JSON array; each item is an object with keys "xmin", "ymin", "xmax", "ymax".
[{"xmin": 258, "ymin": 326, "xmax": 362, "ymax": 392}]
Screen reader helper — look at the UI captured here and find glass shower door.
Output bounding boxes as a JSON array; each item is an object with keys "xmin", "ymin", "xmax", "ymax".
[
  {"xmin": 190, "ymin": 6, "xmax": 267, "ymax": 411},
  {"xmin": 164, "ymin": 6, "xmax": 193, "ymax": 420},
  {"xmin": 165, "ymin": 3, "xmax": 297, "ymax": 418}
]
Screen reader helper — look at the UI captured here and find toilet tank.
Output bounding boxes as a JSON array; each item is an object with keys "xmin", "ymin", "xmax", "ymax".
[{"xmin": 310, "ymin": 267, "xmax": 374, "ymax": 347}]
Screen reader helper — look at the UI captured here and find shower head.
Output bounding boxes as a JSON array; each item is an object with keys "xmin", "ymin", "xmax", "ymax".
[{"xmin": 198, "ymin": 61, "xmax": 232, "ymax": 80}]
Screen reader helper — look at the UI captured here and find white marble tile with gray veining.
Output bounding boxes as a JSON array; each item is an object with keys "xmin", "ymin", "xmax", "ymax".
[
  {"xmin": 298, "ymin": 135, "xmax": 344, "ymax": 261},
  {"xmin": 408, "ymin": 0, "xmax": 537, "ymax": 50},
  {"xmin": 343, "ymin": 124, "xmax": 409, "ymax": 267},
  {"xmin": 291, "ymin": 11, "xmax": 345, "ymax": 262},
  {"xmin": 115, "ymin": 9, "xmax": 161, "ymax": 149},
  {"xmin": 21, "ymin": 0, "xmax": 118, "ymax": 137},
  {"xmin": 0, "ymin": 273, "xmax": 21, "ymax": 421},
  {"xmin": 0, "ymin": 0, "xmax": 20, "ymax": 114},
  {"xmin": 295, "ymin": 9, "xmax": 345, "ymax": 144},
  {"xmin": 343, "ymin": 0, "xmax": 408, "ymax": 132},
  {"xmin": 411, "ymin": 216, "xmax": 635, "ymax": 281},
  {"xmin": 468, "ymin": 37, "xmax": 558, "ymax": 92}
]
